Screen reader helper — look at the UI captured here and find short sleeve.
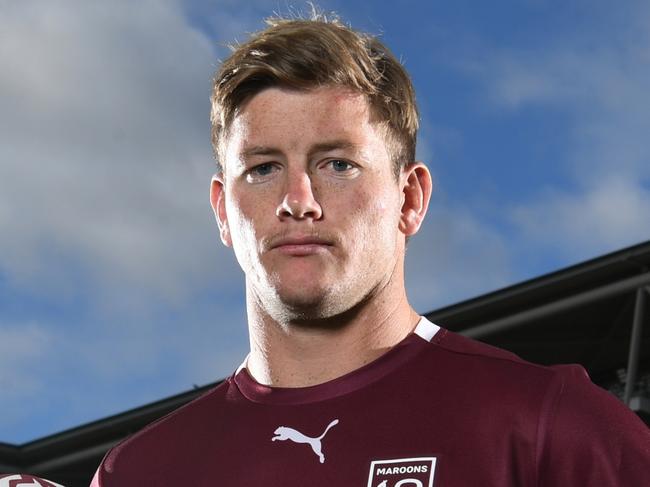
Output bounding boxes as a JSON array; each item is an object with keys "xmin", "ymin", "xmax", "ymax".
[{"xmin": 537, "ymin": 365, "xmax": 650, "ymax": 485}]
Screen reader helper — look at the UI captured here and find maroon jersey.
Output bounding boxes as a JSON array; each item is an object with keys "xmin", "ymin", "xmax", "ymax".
[{"xmin": 91, "ymin": 318, "xmax": 650, "ymax": 486}]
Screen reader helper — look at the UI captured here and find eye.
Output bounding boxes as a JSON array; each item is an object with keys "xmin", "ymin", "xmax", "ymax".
[
  {"xmin": 322, "ymin": 159, "xmax": 360, "ymax": 179},
  {"xmin": 245, "ymin": 162, "xmax": 278, "ymax": 182},
  {"xmin": 329, "ymin": 159, "xmax": 353, "ymax": 172},
  {"xmin": 253, "ymin": 162, "xmax": 275, "ymax": 175}
]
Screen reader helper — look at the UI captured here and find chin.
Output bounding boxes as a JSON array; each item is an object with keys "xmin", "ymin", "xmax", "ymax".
[
  {"xmin": 273, "ymin": 278, "xmax": 327, "ymax": 305},
  {"xmin": 271, "ymin": 289, "xmax": 340, "ymax": 321},
  {"xmin": 280, "ymin": 292, "xmax": 330, "ymax": 315},
  {"xmin": 277, "ymin": 289, "xmax": 368, "ymax": 326}
]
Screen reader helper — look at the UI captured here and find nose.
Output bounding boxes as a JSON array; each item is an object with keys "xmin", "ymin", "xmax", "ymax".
[{"xmin": 276, "ymin": 171, "xmax": 323, "ymax": 220}]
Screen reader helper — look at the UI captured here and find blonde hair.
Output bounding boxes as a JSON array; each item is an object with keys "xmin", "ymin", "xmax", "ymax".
[{"xmin": 210, "ymin": 14, "xmax": 419, "ymax": 177}]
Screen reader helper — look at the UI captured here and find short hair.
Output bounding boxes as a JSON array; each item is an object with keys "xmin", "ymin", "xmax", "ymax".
[{"xmin": 210, "ymin": 13, "xmax": 419, "ymax": 178}]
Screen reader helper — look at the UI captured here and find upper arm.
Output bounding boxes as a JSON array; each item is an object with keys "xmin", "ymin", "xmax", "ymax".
[{"xmin": 538, "ymin": 366, "xmax": 650, "ymax": 486}]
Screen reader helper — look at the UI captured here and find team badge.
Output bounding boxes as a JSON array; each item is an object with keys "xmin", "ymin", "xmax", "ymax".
[{"xmin": 367, "ymin": 457, "xmax": 437, "ymax": 487}]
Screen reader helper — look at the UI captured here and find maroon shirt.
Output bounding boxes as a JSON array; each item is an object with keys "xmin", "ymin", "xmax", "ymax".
[{"xmin": 92, "ymin": 319, "xmax": 650, "ymax": 486}]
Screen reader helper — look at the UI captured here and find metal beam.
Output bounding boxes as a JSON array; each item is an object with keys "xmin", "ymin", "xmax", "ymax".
[
  {"xmin": 624, "ymin": 287, "xmax": 647, "ymax": 405},
  {"xmin": 462, "ymin": 271, "xmax": 650, "ymax": 339}
]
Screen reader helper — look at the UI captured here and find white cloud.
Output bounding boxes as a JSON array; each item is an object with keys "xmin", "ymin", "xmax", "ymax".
[
  {"xmin": 0, "ymin": 0, "xmax": 242, "ymax": 308},
  {"xmin": 465, "ymin": 2, "xmax": 650, "ymax": 258},
  {"xmin": 0, "ymin": 0, "xmax": 263, "ymax": 442},
  {"xmin": 512, "ymin": 178, "xmax": 650, "ymax": 259}
]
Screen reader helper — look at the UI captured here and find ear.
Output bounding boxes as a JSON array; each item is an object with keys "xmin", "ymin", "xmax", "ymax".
[
  {"xmin": 398, "ymin": 162, "xmax": 433, "ymax": 236},
  {"xmin": 210, "ymin": 174, "xmax": 232, "ymax": 247}
]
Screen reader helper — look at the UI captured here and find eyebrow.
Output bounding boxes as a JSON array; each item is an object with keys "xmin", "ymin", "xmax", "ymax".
[
  {"xmin": 240, "ymin": 146, "xmax": 283, "ymax": 158},
  {"xmin": 308, "ymin": 140, "xmax": 359, "ymax": 156},
  {"xmin": 240, "ymin": 140, "xmax": 359, "ymax": 159}
]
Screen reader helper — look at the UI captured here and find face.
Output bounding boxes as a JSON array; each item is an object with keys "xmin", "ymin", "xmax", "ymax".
[{"xmin": 212, "ymin": 86, "xmax": 427, "ymax": 321}]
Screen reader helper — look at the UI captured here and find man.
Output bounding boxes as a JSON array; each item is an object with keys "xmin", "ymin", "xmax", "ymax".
[{"xmin": 92, "ymin": 13, "xmax": 649, "ymax": 486}]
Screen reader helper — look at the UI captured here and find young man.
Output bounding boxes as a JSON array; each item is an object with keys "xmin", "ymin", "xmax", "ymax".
[{"xmin": 92, "ymin": 14, "xmax": 649, "ymax": 486}]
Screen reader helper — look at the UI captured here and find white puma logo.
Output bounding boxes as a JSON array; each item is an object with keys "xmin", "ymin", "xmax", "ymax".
[{"xmin": 271, "ymin": 419, "xmax": 339, "ymax": 463}]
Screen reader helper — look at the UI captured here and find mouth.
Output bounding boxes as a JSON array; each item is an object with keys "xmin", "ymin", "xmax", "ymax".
[{"xmin": 269, "ymin": 235, "xmax": 334, "ymax": 256}]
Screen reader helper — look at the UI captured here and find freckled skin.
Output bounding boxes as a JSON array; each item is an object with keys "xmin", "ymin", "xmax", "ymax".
[
  {"xmin": 210, "ymin": 85, "xmax": 432, "ymax": 387},
  {"xmin": 215, "ymin": 86, "xmax": 405, "ymax": 323}
]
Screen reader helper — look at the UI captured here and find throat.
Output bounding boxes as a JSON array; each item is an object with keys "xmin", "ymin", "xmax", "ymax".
[
  {"xmin": 246, "ymin": 306, "xmax": 420, "ymax": 388},
  {"xmin": 249, "ymin": 332, "xmax": 390, "ymax": 388}
]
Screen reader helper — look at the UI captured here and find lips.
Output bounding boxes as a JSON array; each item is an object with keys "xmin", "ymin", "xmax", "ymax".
[{"xmin": 268, "ymin": 235, "xmax": 334, "ymax": 256}]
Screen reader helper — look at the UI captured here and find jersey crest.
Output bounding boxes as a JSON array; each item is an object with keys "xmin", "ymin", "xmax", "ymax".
[{"xmin": 367, "ymin": 457, "xmax": 437, "ymax": 487}]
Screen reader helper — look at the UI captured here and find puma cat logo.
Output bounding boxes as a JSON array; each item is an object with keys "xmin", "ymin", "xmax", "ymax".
[{"xmin": 271, "ymin": 419, "xmax": 339, "ymax": 463}]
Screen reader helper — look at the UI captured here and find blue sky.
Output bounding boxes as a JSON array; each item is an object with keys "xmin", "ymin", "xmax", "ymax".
[{"xmin": 1, "ymin": 0, "xmax": 649, "ymax": 444}]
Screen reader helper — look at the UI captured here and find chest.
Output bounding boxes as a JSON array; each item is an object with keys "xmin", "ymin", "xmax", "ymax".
[{"xmin": 168, "ymin": 388, "xmax": 538, "ymax": 487}]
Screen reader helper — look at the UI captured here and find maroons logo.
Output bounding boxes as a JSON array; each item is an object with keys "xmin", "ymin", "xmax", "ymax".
[
  {"xmin": 367, "ymin": 457, "xmax": 437, "ymax": 487},
  {"xmin": 0, "ymin": 474, "xmax": 65, "ymax": 487}
]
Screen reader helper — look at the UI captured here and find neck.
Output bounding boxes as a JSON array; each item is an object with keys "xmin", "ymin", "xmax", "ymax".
[{"xmin": 244, "ymin": 275, "xmax": 419, "ymax": 388}]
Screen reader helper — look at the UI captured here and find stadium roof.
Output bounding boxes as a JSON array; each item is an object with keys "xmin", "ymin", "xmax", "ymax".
[{"xmin": 425, "ymin": 239, "xmax": 650, "ymax": 391}]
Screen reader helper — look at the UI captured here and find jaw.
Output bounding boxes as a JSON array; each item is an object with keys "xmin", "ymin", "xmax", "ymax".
[
  {"xmin": 254, "ymin": 252, "xmax": 344, "ymax": 312},
  {"xmin": 246, "ymin": 253, "xmax": 402, "ymax": 330},
  {"xmin": 247, "ymin": 275, "xmax": 345, "ymax": 324}
]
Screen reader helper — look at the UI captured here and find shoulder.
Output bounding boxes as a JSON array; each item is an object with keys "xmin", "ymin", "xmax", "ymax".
[
  {"xmin": 424, "ymin": 328, "xmax": 569, "ymax": 385},
  {"xmin": 94, "ymin": 379, "xmax": 232, "ymax": 485},
  {"xmin": 427, "ymin": 329, "xmax": 650, "ymax": 484},
  {"xmin": 425, "ymin": 328, "xmax": 635, "ymax": 414},
  {"xmin": 537, "ymin": 361, "xmax": 650, "ymax": 484},
  {"xmin": 418, "ymin": 328, "xmax": 642, "ymax": 430},
  {"xmin": 427, "ymin": 328, "xmax": 639, "ymax": 410}
]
